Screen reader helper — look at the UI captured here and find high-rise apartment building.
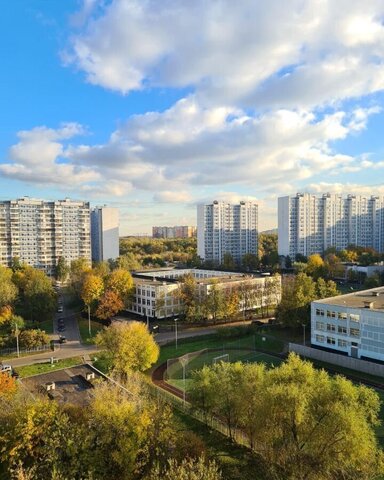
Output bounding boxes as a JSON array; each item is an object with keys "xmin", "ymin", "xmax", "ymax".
[
  {"xmin": 91, "ymin": 207, "xmax": 119, "ymax": 262},
  {"xmin": 0, "ymin": 198, "xmax": 91, "ymax": 274},
  {"xmin": 197, "ymin": 201, "xmax": 258, "ymax": 265},
  {"xmin": 278, "ymin": 193, "xmax": 384, "ymax": 258},
  {"xmin": 152, "ymin": 226, "xmax": 197, "ymax": 238}
]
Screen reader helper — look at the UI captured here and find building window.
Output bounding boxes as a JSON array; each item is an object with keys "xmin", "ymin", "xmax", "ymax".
[
  {"xmin": 338, "ymin": 312, "xmax": 347, "ymax": 320},
  {"xmin": 326, "ymin": 324, "xmax": 336, "ymax": 332},
  {"xmin": 338, "ymin": 339, "xmax": 348, "ymax": 348},
  {"xmin": 316, "ymin": 308, "xmax": 325, "ymax": 316},
  {"xmin": 350, "ymin": 314, "xmax": 360, "ymax": 322},
  {"xmin": 327, "ymin": 337, "xmax": 336, "ymax": 345},
  {"xmin": 350, "ymin": 328, "xmax": 360, "ymax": 337},
  {"xmin": 151, "ymin": 291, "xmax": 156, "ymax": 298},
  {"xmin": 338, "ymin": 326, "xmax": 347, "ymax": 335},
  {"xmin": 316, "ymin": 322, "xmax": 325, "ymax": 331},
  {"xmin": 316, "ymin": 335, "xmax": 325, "ymax": 343}
]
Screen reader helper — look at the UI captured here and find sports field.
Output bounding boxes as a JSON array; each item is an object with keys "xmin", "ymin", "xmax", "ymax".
[{"xmin": 166, "ymin": 349, "xmax": 282, "ymax": 392}]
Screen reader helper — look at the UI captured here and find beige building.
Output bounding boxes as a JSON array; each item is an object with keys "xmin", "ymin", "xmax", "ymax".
[
  {"xmin": 129, "ymin": 268, "xmax": 280, "ymax": 319},
  {"xmin": 0, "ymin": 197, "xmax": 91, "ymax": 274},
  {"xmin": 152, "ymin": 226, "xmax": 197, "ymax": 238}
]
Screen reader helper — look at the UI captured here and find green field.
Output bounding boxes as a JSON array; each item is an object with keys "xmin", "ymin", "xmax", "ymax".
[
  {"xmin": 157, "ymin": 332, "xmax": 284, "ymax": 367},
  {"xmin": 17, "ymin": 356, "xmax": 83, "ymax": 378},
  {"xmin": 166, "ymin": 350, "xmax": 282, "ymax": 392},
  {"xmin": 78, "ymin": 316, "xmax": 105, "ymax": 344}
]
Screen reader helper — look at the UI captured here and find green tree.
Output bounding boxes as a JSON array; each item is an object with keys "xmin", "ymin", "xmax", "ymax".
[
  {"xmin": 146, "ymin": 457, "xmax": 222, "ymax": 480},
  {"xmin": 0, "ymin": 265, "xmax": 18, "ymax": 308},
  {"xmin": 19, "ymin": 329, "xmax": 49, "ymax": 348},
  {"xmin": 276, "ymin": 273, "xmax": 316, "ymax": 327},
  {"xmin": 13, "ymin": 267, "xmax": 56, "ymax": 323},
  {"xmin": 241, "ymin": 253, "xmax": 259, "ymax": 271},
  {"xmin": 96, "ymin": 321, "xmax": 159, "ymax": 375},
  {"xmin": 222, "ymin": 252, "xmax": 235, "ymax": 270},
  {"xmin": 204, "ymin": 281, "xmax": 226, "ymax": 324},
  {"xmin": 55, "ymin": 256, "xmax": 69, "ymax": 282},
  {"xmin": 315, "ymin": 277, "xmax": 339, "ymax": 299}
]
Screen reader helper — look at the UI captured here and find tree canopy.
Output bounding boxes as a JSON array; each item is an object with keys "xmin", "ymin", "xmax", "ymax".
[{"xmin": 96, "ymin": 321, "xmax": 159, "ymax": 375}]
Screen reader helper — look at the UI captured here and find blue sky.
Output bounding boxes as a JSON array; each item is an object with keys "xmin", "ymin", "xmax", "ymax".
[{"xmin": 1, "ymin": 1, "xmax": 384, "ymax": 234}]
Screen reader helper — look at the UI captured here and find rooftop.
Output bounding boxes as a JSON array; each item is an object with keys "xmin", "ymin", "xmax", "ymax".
[
  {"xmin": 21, "ymin": 364, "xmax": 104, "ymax": 406},
  {"xmin": 314, "ymin": 286, "xmax": 384, "ymax": 312}
]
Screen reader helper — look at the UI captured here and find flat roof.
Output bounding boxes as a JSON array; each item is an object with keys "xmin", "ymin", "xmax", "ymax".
[
  {"xmin": 21, "ymin": 364, "xmax": 104, "ymax": 406},
  {"xmin": 314, "ymin": 286, "xmax": 384, "ymax": 312}
]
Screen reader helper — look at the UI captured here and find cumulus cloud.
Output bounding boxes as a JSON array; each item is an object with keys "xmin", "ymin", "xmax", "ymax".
[{"xmin": 65, "ymin": 0, "xmax": 384, "ymax": 109}]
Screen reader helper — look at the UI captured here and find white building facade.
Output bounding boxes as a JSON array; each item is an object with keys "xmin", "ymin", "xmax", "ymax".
[
  {"xmin": 129, "ymin": 268, "xmax": 280, "ymax": 319},
  {"xmin": 91, "ymin": 206, "xmax": 119, "ymax": 262},
  {"xmin": 311, "ymin": 287, "xmax": 384, "ymax": 362},
  {"xmin": 0, "ymin": 198, "xmax": 91, "ymax": 274},
  {"xmin": 197, "ymin": 201, "xmax": 258, "ymax": 265},
  {"xmin": 278, "ymin": 193, "xmax": 384, "ymax": 258}
]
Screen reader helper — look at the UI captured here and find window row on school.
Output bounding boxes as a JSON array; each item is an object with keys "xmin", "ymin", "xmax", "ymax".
[
  {"xmin": 315, "ymin": 308, "xmax": 360, "ymax": 322},
  {"xmin": 315, "ymin": 322, "xmax": 360, "ymax": 337}
]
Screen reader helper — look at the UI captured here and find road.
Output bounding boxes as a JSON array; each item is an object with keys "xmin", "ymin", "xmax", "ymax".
[{"xmin": 6, "ymin": 300, "xmax": 259, "ymax": 369}]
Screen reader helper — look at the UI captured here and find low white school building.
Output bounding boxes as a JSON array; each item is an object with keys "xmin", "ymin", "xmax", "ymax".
[
  {"xmin": 311, "ymin": 286, "xmax": 384, "ymax": 362},
  {"xmin": 129, "ymin": 268, "xmax": 281, "ymax": 319}
]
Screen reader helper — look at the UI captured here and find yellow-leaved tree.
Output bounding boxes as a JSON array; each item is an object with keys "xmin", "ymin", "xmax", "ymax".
[
  {"xmin": 81, "ymin": 273, "xmax": 104, "ymax": 335},
  {"xmin": 96, "ymin": 321, "xmax": 159, "ymax": 375}
]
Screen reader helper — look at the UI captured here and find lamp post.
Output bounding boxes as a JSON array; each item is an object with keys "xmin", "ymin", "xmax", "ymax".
[
  {"xmin": 302, "ymin": 323, "xmax": 306, "ymax": 346},
  {"xmin": 174, "ymin": 317, "xmax": 178, "ymax": 350},
  {"xmin": 15, "ymin": 322, "xmax": 20, "ymax": 358}
]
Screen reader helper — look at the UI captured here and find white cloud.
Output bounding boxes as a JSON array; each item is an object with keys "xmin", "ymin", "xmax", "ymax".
[{"xmin": 66, "ymin": 0, "xmax": 384, "ymax": 109}]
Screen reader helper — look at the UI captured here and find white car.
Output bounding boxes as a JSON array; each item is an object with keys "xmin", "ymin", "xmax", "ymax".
[
  {"xmin": 57, "ymin": 306, "xmax": 63, "ymax": 313},
  {"xmin": 0, "ymin": 364, "xmax": 12, "ymax": 374}
]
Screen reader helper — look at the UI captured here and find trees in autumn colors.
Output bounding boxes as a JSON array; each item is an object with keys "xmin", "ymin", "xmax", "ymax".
[
  {"xmin": 76, "ymin": 264, "xmax": 134, "ymax": 324},
  {"xmin": 96, "ymin": 321, "xmax": 159, "ymax": 375}
]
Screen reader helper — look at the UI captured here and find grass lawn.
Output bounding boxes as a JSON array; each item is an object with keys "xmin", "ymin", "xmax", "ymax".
[
  {"xmin": 17, "ymin": 356, "xmax": 83, "ymax": 378},
  {"xmin": 34, "ymin": 318, "xmax": 54, "ymax": 335},
  {"xmin": 157, "ymin": 332, "xmax": 284, "ymax": 368},
  {"xmin": 78, "ymin": 316, "xmax": 105, "ymax": 344},
  {"xmin": 167, "ymin": 350, "xmax": 283, "ymax": 390},
  {"xmin": 174, "ymin": 410, "xmax": 264, "ymax": 480}
]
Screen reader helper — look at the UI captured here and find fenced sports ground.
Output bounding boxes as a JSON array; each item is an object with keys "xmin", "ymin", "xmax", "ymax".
[{"xmin": 164, "ymin": 334, "xmax": 283, "ymax": 392}]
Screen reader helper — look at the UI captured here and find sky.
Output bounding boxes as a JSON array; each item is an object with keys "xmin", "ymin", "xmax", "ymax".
[{"xmin": 1, "ymin": 0, "xmax": 384, "ymax": 235}]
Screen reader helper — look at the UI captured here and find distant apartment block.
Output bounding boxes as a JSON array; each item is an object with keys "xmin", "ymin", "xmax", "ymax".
[
  {"xmin": 278, "ymin": 193, "xmax": 384, "ymax": 258},
  {"xmin": 152, "ymin": 225, "xmax": 197, "ymax": 239},
  {"xmin": 129, "ymin": 268, "xmax": 280, "ymax": 319},
  {"xmin": 197, "ymin": 201, "xmax": 258, "ymax": 265},
  {"xmin": 91, "ymin": 206, "xmax": 119, "ymax": 262},
  {"xmin": 311, "ymin": 286, "xmax": 384, "ymax": 362},
  {"xmin": 0, "ymin": 198, "xmax": 91, "ymax": 274}
]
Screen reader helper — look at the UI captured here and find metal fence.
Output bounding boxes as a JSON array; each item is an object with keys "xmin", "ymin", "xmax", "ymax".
[
  {"xmin": 289, "ymin": 343, "xmax": 384, "ymax": 377},
  {"xmin": 147, "ymin": 381, "xmax": 250, "ymax": 448},
  {"xmin": 0, "ymin": 344, "xmax": 53, "ymax": 357}
]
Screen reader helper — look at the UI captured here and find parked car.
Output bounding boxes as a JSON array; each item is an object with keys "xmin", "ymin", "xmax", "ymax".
[
  {"xmin": 58, "ymin": 326, "xmax": 65, "ymax": 332},
  {"xmin": 0, "ymin": 363, "xmax": 12, "ymax": 374},
  {"xmin": 59, "ymin": 335, "xmax": 67, "ymax": 344},
  {"xmin": 57, "ymin": 306, "xmax": 63, "ymax": 313}
]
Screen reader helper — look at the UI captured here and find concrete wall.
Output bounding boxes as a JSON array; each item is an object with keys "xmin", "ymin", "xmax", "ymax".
[{"xmin": 289, "ymin": 343, "xmax": 384, "ymax": 377}]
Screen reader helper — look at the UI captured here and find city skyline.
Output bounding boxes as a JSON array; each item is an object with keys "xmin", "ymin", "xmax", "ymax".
[{"xmin": 2, "ymin": 1, "xmax": 384, "ymax": 235}]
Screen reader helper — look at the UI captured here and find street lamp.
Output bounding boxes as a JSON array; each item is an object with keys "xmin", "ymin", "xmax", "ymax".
[
  {"xmin": 302, "ymin": 323, "xmax": 306, "ymax": 346},
  {"xmin": 174, "ymin": 317, "xmax": 178, "ymax": 350},
  {"xmin": 14, "ymin": 322, "xmax": 20, "ymax": 358}
]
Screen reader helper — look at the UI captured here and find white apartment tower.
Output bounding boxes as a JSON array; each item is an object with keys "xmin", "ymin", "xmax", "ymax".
[
  {"xmin": 91, "ymin": 206, "xmax": 119, "ymax": 262},
  {"xmin": 278, "ymin": 193, "xmax": 384, "ymax": 258},
  {"xmin": 197, "ymin": 201, "xmax": 258, "ymax": 265},
  {"xmin": 0, "ymin": 198, "xmax": 91, "ymax": 274}
]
